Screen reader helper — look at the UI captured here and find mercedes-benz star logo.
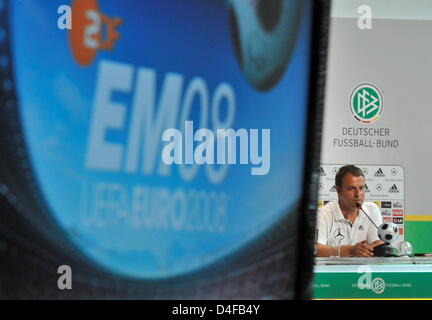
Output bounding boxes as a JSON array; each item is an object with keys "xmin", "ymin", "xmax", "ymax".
[{"xmin": 334, "ymin": 228, "xmax": 345, "ymax": 240}]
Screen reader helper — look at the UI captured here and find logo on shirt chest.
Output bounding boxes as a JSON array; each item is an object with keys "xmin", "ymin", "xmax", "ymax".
[
  {"xmin": 334, "ymin": 228, "xmax": 345, "ymax": 240},
  {"xmin": 359, "ymin": 225, "xmax": 364, "ymax": 231}
]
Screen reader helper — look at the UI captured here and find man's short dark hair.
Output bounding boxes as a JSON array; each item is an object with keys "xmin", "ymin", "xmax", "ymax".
[{"xmin": 335, "ymin": 165, "xmax": 364, "ymax": 188}]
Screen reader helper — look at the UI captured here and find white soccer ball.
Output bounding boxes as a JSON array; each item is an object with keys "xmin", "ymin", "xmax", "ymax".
[
  {"xmin": 228, "ymin": 0, "xmax": 303, "ymax": 91},
  {"xmin": 378, "ymin": 223, "xmax": 399, "ymax": 243}
]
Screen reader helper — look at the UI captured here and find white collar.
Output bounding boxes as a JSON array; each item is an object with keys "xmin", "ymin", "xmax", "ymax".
[{"xmin": 333, "ymin": 200, "xmax": 364, "ymax": 223}]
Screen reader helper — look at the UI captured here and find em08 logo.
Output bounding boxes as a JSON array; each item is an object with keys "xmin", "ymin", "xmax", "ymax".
[
  {"xmin": 350, "ymin": 83, "xmax": 383, "ymax": 124},
  {"xmin": 69, "ymin": 0, "xmax": 122, "ymax": 66}
]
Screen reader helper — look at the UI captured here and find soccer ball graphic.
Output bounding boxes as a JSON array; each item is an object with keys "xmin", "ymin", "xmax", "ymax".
[
  {"xmin": 228, "ymin": 0, "xmax": 303, "ymax": 91},
  {"xmin": 378, "ymin": 223, "xmax": 399, "ymax": 244}
]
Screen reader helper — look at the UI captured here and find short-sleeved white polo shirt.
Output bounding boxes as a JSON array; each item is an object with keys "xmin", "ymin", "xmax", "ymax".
[{"xmin": 316, "ymin": 201, "xmax": 382, "ymax": 246}]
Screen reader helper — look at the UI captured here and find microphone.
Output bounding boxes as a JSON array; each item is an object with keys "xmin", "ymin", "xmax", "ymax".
[
  {"xmin": 355, "ymin": 203, "xmax": 394, "ymax": 257},
  {"xmin": 355, "ymin": 202, "xmax": 379, "ymax": 230}
]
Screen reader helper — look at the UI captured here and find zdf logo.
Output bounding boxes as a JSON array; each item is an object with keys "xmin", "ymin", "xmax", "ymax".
[
  {"xmin": 357, "ymin": 265, "xmax": 386, "ymax": 294},
  {"xmin": 69, "ymin": 0, "xmax": 122, "ymax": 66}
]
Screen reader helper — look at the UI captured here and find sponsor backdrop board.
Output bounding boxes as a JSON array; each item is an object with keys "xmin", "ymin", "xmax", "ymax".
[
  {"xmin": 319, "ymin": 0, "xmax": 432, "ymax": 255},
  {"xmin": 318, "ymin": 165, "xmax": 405, "ymax": 245}
]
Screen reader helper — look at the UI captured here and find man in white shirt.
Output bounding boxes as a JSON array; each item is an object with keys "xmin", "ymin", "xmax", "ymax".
[{"xmin": 316, "ymin": 165, "xmax": 384, "ymax": 257}]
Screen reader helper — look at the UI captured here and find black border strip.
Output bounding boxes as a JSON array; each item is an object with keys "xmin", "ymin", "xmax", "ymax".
[{"xmin": 295, "ymin": 0, "xmax": 331, "ymax": 299}]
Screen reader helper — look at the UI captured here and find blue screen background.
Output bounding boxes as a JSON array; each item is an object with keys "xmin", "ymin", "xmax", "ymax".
[{"xmin": 10, "ymin": 0, "xmax": 312, "ymax": 278}]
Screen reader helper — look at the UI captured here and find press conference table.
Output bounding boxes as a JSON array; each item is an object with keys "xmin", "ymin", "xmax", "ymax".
[{"xmin": 313, "ymin": 257, "xmax": 432, "ymax": 299}]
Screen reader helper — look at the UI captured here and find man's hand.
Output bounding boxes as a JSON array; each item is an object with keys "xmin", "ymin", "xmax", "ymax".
[
  {"xmin": 349, "ymin": 240, "xmax": 374, "ymax": 257},
  {"xmin": 369, "ymin": 240, "xmax": 384, "ymax": 249}
]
